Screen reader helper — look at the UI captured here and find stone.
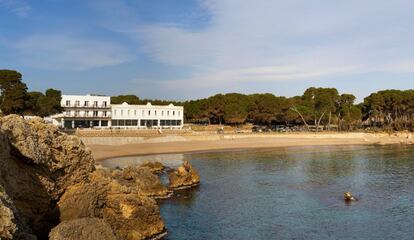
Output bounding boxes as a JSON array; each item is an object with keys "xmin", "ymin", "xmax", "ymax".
[
  {"xmin": 49, "ymin": 218, "xmax": 117, "ymax": 240},
  {"xmin": 168, "ymin": 161, "xmax": 200, "ymax": 190},
  {"xmin": 112, "ymin": 166, "xmax": 171, "ymax": 198},
  {"xmin": 0, "ymin": 115, "xmax": 95, "ymax": 237},
  {"xmin": 57, "ymin": 171, "xmax": 167, "ymax": 240},
  {"xmin": 139, "ymin": 161, "xmax": 165, "ymax": 174}
]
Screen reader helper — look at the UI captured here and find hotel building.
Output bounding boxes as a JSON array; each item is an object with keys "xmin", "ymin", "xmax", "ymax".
[
  {"xmin": 60, "ymin": 95, "xmax": 111, "ymax": 128},
  {"xmin": 56, "ymin": 94, "xmax": 184, "ymax": 129}
]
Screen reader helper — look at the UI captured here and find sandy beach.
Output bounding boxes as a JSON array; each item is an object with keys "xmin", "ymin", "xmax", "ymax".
[{"xmin": 83, "ymin": 132, "xmax": 414, "ymax": 161}]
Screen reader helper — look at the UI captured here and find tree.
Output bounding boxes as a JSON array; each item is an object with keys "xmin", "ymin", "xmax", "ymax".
[
  {"xmin": 111, "ymin": 95, "xmax": 140, "ymax": 104},
  {"xmin": 0, "ymin": 70, "xmax": 28, "ymax": 115}
]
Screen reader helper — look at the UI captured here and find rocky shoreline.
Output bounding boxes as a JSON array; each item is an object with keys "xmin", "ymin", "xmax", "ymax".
[{"xmin": 0, "ymin": 115, "xmax": 200, "ymax": 240}]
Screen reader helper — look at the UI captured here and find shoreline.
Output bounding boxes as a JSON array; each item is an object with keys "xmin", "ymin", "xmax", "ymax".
[{"xmin": 84, "ymin": 132, "xmax": 414, "ymax": 161}]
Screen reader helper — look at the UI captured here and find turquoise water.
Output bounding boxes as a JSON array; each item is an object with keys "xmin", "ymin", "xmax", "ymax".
[{"xmin": 102, "ymin": 145, "xmax": 414, "ymax": 240}]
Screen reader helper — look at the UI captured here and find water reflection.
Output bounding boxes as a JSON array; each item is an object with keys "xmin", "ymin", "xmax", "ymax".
[{"xmin": 160, "ymin": 145, "xmax": 414, "ymax": 240}]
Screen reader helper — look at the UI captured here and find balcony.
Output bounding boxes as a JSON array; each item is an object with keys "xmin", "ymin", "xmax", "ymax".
[
  {"xmin": 63, "ymin": 104, "xmax": 111, "ymax": 109},
  {"xmin": 63, "ymin": 112, "xmax": 111, "ymax": 118}
]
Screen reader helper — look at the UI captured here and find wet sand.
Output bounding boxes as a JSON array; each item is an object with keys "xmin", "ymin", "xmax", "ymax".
[{"xmin": 85, "ymin": 132, "xmax": 413, "ymax": 161}]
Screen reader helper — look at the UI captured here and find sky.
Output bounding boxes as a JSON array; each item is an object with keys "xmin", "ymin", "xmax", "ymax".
[{"xmin": 1, "ymin": 0, "xmax": 414, "ymax": 101}]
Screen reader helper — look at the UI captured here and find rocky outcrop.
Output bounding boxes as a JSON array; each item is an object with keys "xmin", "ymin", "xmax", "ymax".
[
  {"xmin": 49, "ymin": 218, "xmax": 117, "ymax": 240},
  {"xmin": 139, "ymin": 161, "xmax": 165, "ymax": 174},
  {"xmin": 112, "ymin": 166, "xmax": 171, "ymax": 198},
  {"xmin": 0, "ymin": 115, "xmax": 95, "ymax": 238},
  {"xmin": 168, "ymin": 161, "xmax": 200, "ymax": 190},
  {"xmin": 57, "ymin": 171, "xmax": 166, "ymax": 240},
  {"xmin": 0, "ymin": 115, "xmax": 201, "ymax": 240}
]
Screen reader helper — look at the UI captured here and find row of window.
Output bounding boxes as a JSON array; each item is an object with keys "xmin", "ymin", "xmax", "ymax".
[
  {"xmin": 64, "ymin": 120, "xmax": 109, "ymax": 129},
  {"xmin": 113, "ymin": 109, "xmax": 180, "ymax": 117},
  {"xmin": 65, "ymin": 110, "xmax": 108, "ymax": 117},
  {"xmin": 65, "ymin": 100, "xmax": 108, "ymax": 107},
  {"xmin": 112, "ymin": 119, "xmax": 182, "ymax": 127}
]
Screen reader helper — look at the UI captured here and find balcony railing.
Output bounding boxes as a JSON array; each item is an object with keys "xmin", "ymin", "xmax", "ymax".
[
  {"xmin": 63, "ymin": 104, "xmax": 110, "ymax": 109},
  {"xmin": 63, "ymin": 112, "xmax": 111, "ymax": 118}
]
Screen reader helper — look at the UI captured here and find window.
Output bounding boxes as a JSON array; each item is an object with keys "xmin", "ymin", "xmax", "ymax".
[
  {"xmin": 103, "ymin": 101, "xmax": 107, "ymax": 107},
  {"xmin": 127, "ymin": 110, "xmax": 130, "ymax": 116},
  {"xmin": 134, "ymin": 110, "xmax": 137, "ymax": 116},
  {"xmin": 114, "ymin": 110, "xmax": 117, "ymax": 116},
  {"xmin": 118, "ymin": 120, "xmax": 125, "ymax": 126},
  {"xmin": 101, "ymin": 120, "xmax": 108, "ymax": 127},
  {"xmin": 66, "ymin": 100, "xmax": 70, "ymax": 106},
  {"xmin": 173, "ymin": 111, "xmax": 175, "ymax": 116},
  {"xmin": 148, "ymin": 110, "xmax": 151, "ymax": 116},
  {"xmin": 162, "ymin": 111, "xmax": 164, "ymax": 116},
  {"xmin": 93, "ymin": 101, "xmax": 98, "ymax": 107},
  {"xmin": 140, "ymin": 120, "xmax": 145, "ymax": 126},
  {"xmin": 93, "ymin": 120, "xmax": 100, "ymax": 127},
  {"xmin": 125, "ymin": 120, "xmax": 132, "ymax": 126},
  {"xmin": 142, "ymin": 110, "xmax": 144, "ymax": 116},
  {"xmin": 121, "ymin": 110, "xmax": 123, "ymax": 116},
  {"xmin": 155, "ymin": 110, "xmax": 157, "ymax": 116},
  {"xmin": 103, "ymin": 111, "xmax": 107, "ymax": 117},
  {"xmin": 178, "ymin": 111, "xmax": 180, "ymax": 116},
  {"xmin": 177, "ymin": 120, "xmax": 182, "ymax": 126},
  {"xmin": 160, "ymin": 120, "xmax": 166, "ymax": 126},
  {"xmin": 84, "ymin": 101, "xmax": 89, "ymax": 107},
  {"xmin": 112, "ymin": 120, "xmax": 118, "ymax": 126},
  {"xmin": 75, "ymin": 101, "xmax": 80, "ymax": 107},
  {"xmin": 93, "ymin": 111, "xmax": 98, "ymax": 117},
  {"xmin": 75, "ymin": 110, "xmax": 80, "ymax": 117},
  {"xmin": 85, "ymin": 111, "xmax": 89, "ymax": 117},
  {"xmin": 167, "ymin": 111, "xmax": 170, "ymax": 116},
  {"xmin": 132, "ymin": 120, "xmax": 138, "ymax": 126}
]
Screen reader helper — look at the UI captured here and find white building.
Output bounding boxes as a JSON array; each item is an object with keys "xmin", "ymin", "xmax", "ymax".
[
  {"xmin": 111, "ymin": 102, "xmax": 183, "ymax": 129},
  {"xmin": 59, "ymin": 94, "xmax": 111, "ymax": 128},
  {"xmin": 53, "ymin": 94, "xmax": 184, "ymax": 129}
]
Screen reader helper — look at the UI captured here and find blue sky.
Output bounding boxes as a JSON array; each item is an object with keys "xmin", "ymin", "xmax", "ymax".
[{"xmin": 1, "ymin": 0, "xmax": 414, "ymax": 101}]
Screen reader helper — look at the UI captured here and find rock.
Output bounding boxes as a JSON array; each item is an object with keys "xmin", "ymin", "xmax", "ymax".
[
  {"xmin": 49, "ymin": 218, "xmax": 117, "ymax": 240},
  {"xmin": 168, "ymin": 161, "xmax": 200, "ymax": 190},
  {"xmin": 139, "ymin": 161, "xmax": 165, "ymax": 174},
  {"xmin": 0, "ymin": 115, "xmax": 95, "ymax": 237},
  {"xmin": 112, "ymin": 166, "xmax": 171, "ymax": 198},
  {"xmin": 57, "ymin": 171, "xmax": 167, "ymax": 240},
  {"xmin": 0, "ymin": 186, "xmax": 36, "ymax": 240}
]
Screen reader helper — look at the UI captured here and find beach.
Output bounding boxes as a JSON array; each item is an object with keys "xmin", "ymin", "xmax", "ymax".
[{"xmin": 83, "ymin": 132, "xmax": 414, "ymax": 161}]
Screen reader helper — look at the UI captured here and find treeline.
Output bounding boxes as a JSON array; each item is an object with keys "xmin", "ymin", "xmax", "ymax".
[
  {"xmin": 113, "ymin": 88, "xmax": 414, "ymax": 131},
  {"xmin": 4, "ymin": 69, "xmax": 414, "ymax": 131},
  {"xmin": 0, "ymin": 70, "xmax": 62, "ymax": 117}
]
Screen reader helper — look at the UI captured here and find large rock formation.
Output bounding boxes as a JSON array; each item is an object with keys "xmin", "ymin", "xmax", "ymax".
[
  {"xmin": 57, "ymin": 171, "xmax": 166, "ymax": 240},
  {"xmin": 0, "ymin": 115, "xmax": 202, "ymax": 240},
  {"xmin": 111, "ymin": 166, "xmax": 171, "ymax": 198},
  {"xmin": 49, "ymin": 218, "xmax": 117, "ymax": 240},
  {"xmin": 168, "ymin": 161, "xmax": 200, "ymax": 190},
  {"xmin": 0, "ymin": 115, "xmax": 171, "ymax": 240},
  {"xmin": 0, "ymin": 115, "xmax": 95, "ymax": 238}
]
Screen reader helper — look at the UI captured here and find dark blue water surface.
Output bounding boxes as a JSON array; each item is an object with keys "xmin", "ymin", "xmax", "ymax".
[{"xmin": 103, "ymin": 145, "xmax": 414, "ymax": 240}]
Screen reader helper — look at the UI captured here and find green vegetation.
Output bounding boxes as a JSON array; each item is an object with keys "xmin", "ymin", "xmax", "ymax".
[
  {"xmin": 0, "ymin": 70, "xmax": 62, "ymax": 116},
  {"xmin": 114, "ymin": 88, "xmax": 414, "ymax": 131},
  {"xmin": 3, "ymin": 69, "xmax": 414, "ymax": 131}
]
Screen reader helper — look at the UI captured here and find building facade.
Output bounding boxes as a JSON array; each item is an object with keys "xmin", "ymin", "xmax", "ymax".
[
  {"xmin": 60, "ymin": 94, "xmax": 111, "ymax": 128},
  {"xmin": 55, "ymin": 95, "xmax": 184, "ymax": 129},
  {"xmin": 111, "ymin": 102, "xmax": 184, "ymax": 129}
]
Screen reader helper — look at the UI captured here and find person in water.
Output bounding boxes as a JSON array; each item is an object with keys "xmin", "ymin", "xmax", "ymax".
[{"xmin": 344, "ymin": 192, "xmax": 358, "ymax": 201}]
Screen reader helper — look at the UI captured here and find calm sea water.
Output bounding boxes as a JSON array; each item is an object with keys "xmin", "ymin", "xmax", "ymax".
[{"xmin": 102, "ymin": 145, "xmax": 414, "ymax": 240}]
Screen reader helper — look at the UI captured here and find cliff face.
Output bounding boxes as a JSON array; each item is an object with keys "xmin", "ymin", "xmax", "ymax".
[
  {"xmin": 0, "ymin": 115, "xmax": 95, "ymax": 238},
  {"xmin": 0, "ymin": 115, "xmax": 200, "ymax": 240}
]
